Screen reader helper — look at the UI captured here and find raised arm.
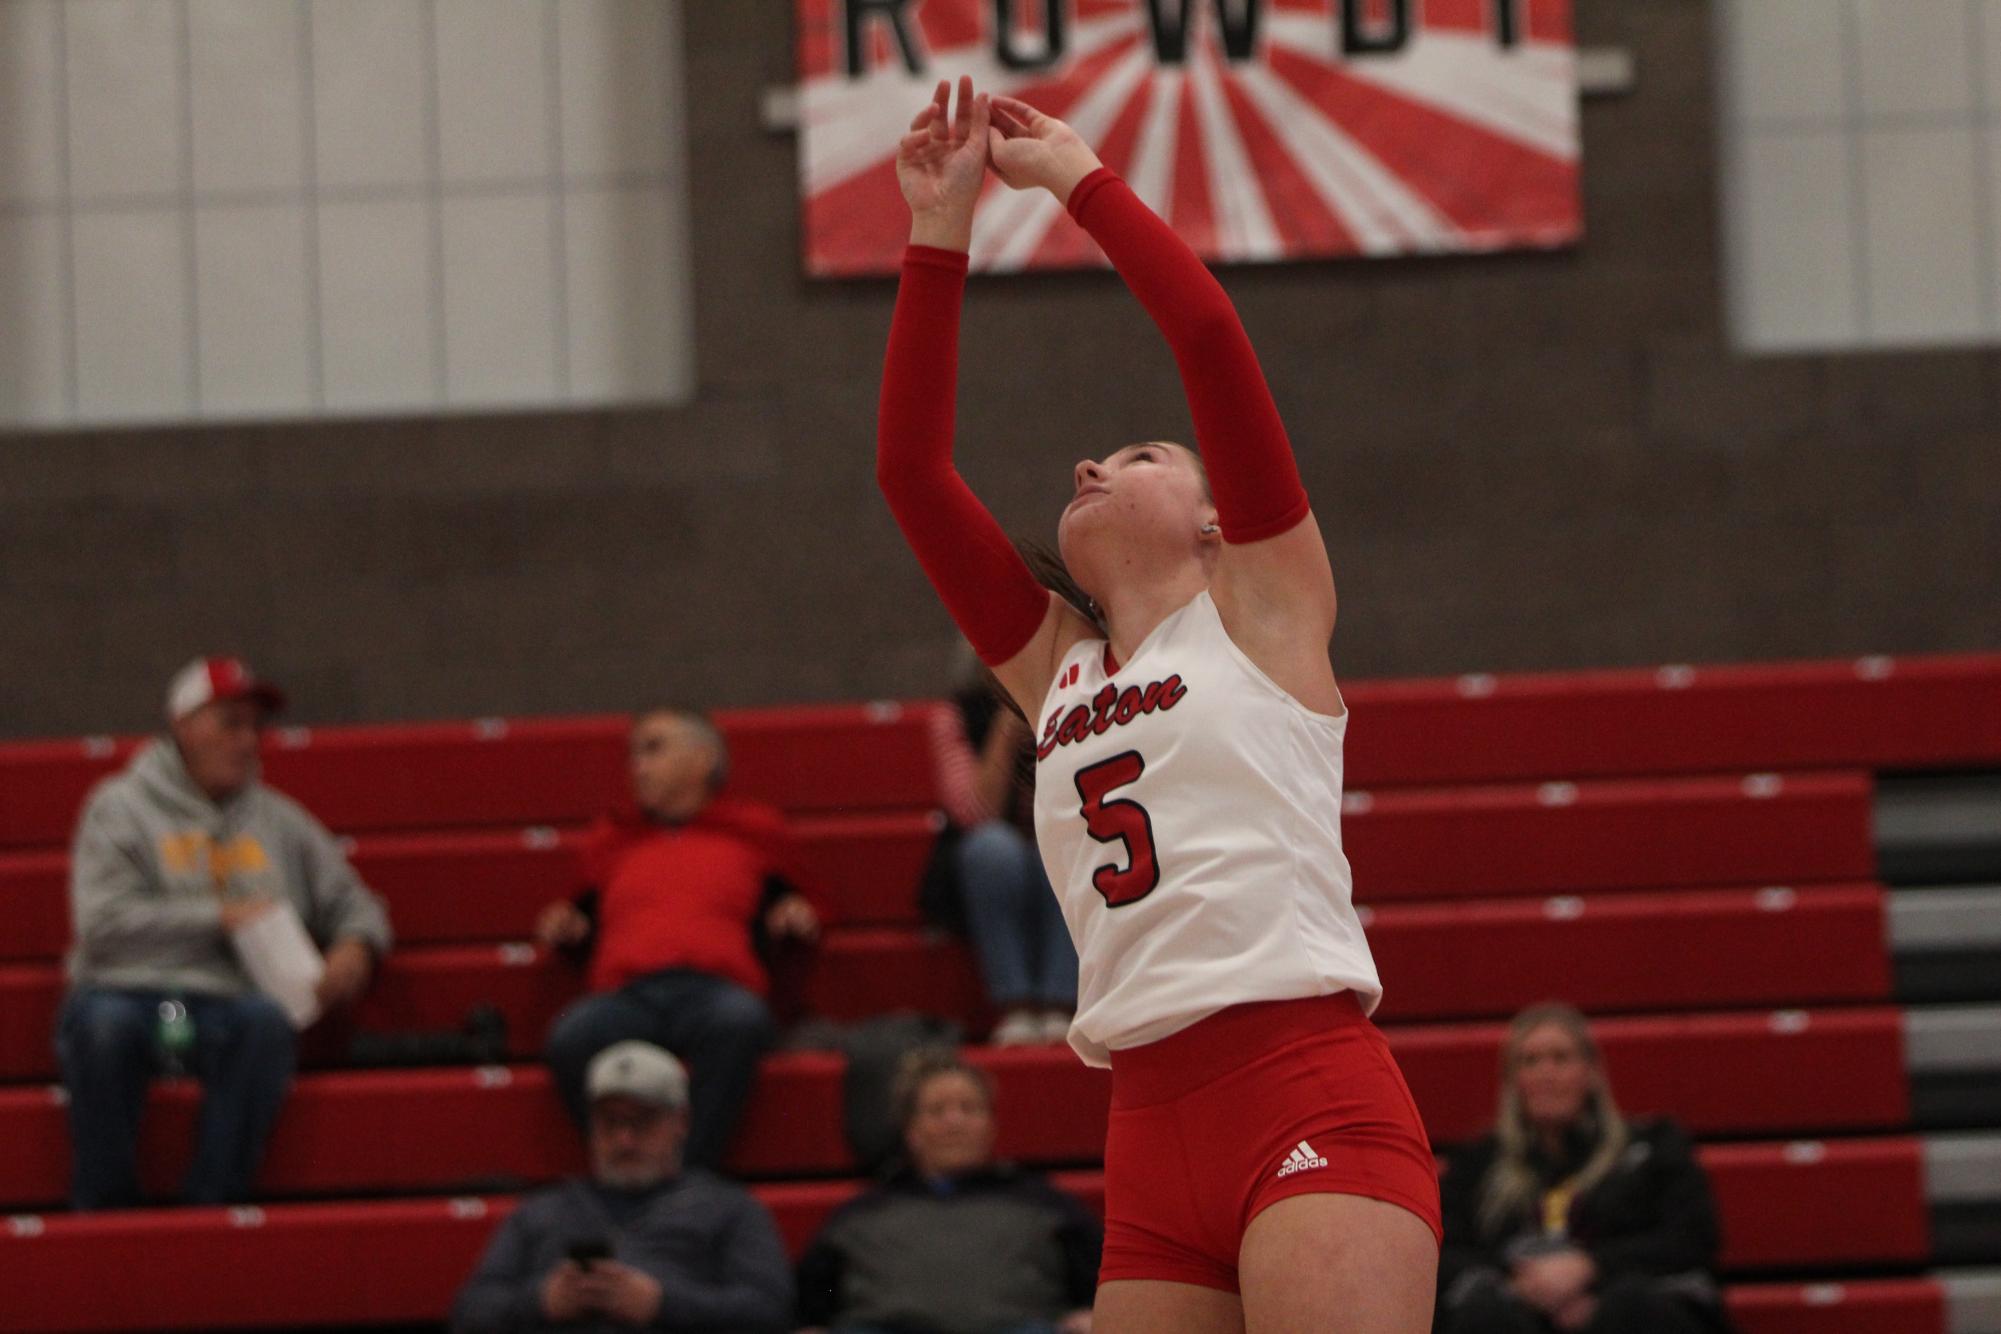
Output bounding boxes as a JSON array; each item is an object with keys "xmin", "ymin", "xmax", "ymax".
[
  {"xmin": 877, "ymin": 78, "xmax": 1088, "ymax": 712},
  {"xmin": 1064, "ymin": 170, "xmax": 1311, "ymax": 545},
  {"xmin": 989, "ymin": 99, "xmax": 1339, "ymax": 700}
]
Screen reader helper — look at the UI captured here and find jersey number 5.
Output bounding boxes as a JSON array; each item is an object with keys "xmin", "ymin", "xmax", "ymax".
[{"xmin": 1075, "ymin": 751, "xmax": 1160, "ymax": 907}]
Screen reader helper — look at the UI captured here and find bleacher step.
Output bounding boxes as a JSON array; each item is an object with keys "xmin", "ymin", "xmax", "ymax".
[
  {"xmin": 1927, "ymin": 1134, "xmax": 2001, "ymax": 1267},
  {"xmin": 1908, "ymin": 1007, "xmax": 2001, "ymax": 1132},
  {"xmin": 0, "ymin": 1191, "xmax": 1987, "ymax": 1333},
  {"xmin": 1891, "ymin": 885, "xmax": 2001, "ymax": 1004},
  {"xmin": 0, "ymin": 880, "xmax": 1905, "ymax": 1081},
  {"xmin": 0, "ymin": 1005, "xmax": 1952, "ymax": 1206},
  {"xmin": 1878, "ymin": 775, "xmax": 2001, "ymax": 886},
  {"xmin": 1944, "ymin": 1267, "xmax": 2001, "ymax": 1333}
]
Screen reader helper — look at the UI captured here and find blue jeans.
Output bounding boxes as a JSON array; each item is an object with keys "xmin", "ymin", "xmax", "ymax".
[
  {"xmin": 56, "ymin": 987, "xmax": 297, "ymax": 1210},
  {"xmin": 545, "ymin": 968, "xmax": 776, "ymax": 1171},
  {"xmin": 956, "ymin": 822, "xmax": 1078, "ymax": 1010}
]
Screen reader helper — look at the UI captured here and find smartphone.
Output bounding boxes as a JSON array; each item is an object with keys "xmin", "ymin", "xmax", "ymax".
[{"xmin": 567, "ymin": 1237, "xmax": 612, "ymax": 1269}]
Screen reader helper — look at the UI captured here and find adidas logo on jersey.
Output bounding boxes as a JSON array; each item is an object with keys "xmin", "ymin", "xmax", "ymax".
[{"xmin": 1276, "ymin": 1140, "xmax": 1329, "ymax": 1178}]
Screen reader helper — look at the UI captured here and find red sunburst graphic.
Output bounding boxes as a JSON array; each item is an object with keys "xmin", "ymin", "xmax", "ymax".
[{"xmin": 796, "ymin": 0, "xmax": 1579, "ymax": 277}]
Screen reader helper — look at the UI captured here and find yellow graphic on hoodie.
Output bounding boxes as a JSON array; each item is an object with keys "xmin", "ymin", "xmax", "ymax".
[{"xmin": 158, "ymin": 832, "xmax": 271, "ymax": 891}]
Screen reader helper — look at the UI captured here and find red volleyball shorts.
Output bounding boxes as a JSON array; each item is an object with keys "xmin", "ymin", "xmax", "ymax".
[{"xmin": 1098, "ymin": 991, "xmax": 1442, "ymax": 1293}]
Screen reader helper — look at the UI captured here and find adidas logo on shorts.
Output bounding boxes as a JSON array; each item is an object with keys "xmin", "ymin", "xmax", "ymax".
[{"xmin": 1276, "ymin": 1140, "xmax": 1329, "ymax": 1178}]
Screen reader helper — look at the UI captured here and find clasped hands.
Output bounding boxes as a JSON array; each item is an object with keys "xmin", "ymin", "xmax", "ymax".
[
  {"xmin": 1510, "ymin": 1247, "xmax": 1598, "ymax": 1331},
  {"xmin": 539, "ymin": 1258, "xmax": 663, "ymax": 1326},
  {"xmin": 897, "ymin": 74, "xmax": 1102, "ymax": 250}
]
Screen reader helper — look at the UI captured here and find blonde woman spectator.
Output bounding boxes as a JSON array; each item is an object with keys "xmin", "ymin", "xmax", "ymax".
[{"xmin": 1436, "ymin": 1004, "xmax": 1729, "ymax": 1334}]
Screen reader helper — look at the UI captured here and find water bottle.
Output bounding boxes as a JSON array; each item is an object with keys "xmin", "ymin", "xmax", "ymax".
[{"xmin": 156, "ymin": 999, "xmax": 196, "ymax": 1077}]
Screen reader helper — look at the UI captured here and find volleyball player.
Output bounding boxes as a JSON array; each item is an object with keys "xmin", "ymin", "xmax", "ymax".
[{"xmin": 877, "ymin": 77, "xmax": 1439, "ymax": 1332}]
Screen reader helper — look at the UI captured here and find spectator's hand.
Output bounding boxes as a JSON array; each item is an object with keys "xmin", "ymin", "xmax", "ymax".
[
  {"xmin": 1510, "ymin": 1249, "xmax": 1595, "ymax": 1312},
  {"xmin": 538, "ymin": 1261, "xmax": 592, "ymax": 1323},
  {"xmin": 218, "ymin": 897, "xmax": 275, "ymax": 933},
  {"xmin": 535, "ymin": 900, "xmax": 590, "ymax": 950},
  {"xmin": 1552, "ymin": 1292, "xmax": 1600, "ymax": 1332},
  {"xmin": 315, "ymin": 937, "xmax": 374, "ymax": 1009},
  {"xmin": 577, "ymin": 1260, "xmax": 662, "ymax": 1326},
  {"xmin": 1058, "ymin": 1310, "xmax": 1094, "ymax": 1333},
  {"xmin": 764, "ymin": 894, "xmax": 820, "ymax": 943}
]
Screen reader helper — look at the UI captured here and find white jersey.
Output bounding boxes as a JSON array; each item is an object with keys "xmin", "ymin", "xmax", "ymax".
[{"xmin": 1031, "ymin": 589, "xmax": 1380, "ymax": 1067}]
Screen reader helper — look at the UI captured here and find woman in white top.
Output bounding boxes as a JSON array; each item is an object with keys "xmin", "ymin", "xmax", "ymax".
[{"xmin": 877, "ymin": 78, "xmax": 1439, "ymax": 1332}]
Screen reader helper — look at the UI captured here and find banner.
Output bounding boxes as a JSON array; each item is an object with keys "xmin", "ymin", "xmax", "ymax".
[{"xmin": 796, "ymin": 0, "xmax": 1581, "ymax": 276}]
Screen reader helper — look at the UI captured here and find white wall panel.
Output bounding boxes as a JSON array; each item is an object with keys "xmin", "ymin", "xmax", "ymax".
[
  {"xmin": 189, "ymin": 0, "xmax": 307, "ymax": 194},
  {"xmin": 195, "ymin": 202, "xmax": 314, "ymax": 415},
  {"xmin": 71, "ymin": 208, "xmax": 190, "ymax": 420},
  {"xmin": 2, "ymin": 0, "xmax": 693, "ymax": 428},
  {"xmin": 1720, "ymin": 0, "xmax": 2001, "ymax": 351}
]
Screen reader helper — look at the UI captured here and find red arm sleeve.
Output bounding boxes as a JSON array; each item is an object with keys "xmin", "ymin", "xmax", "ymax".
[
  {"xmin": 877, "ymin": 245, "xmax": 1053, "ymax": 666},
  {"xmin": 1067, "ymin": 169, "xmax": 1310, "ymax": 544}
]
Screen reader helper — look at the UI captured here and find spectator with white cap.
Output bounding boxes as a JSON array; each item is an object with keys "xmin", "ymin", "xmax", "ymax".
[
  {"xmin": 451, "ymin": 1040, "xmax": 792, "ymax": 1332},
  {"xmin": 57, "ymin": 656, "xmax": 392, "ymax": 1209}
]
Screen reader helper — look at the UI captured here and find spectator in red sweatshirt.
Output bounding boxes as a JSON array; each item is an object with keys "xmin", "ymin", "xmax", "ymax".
[{"xmin": 537, "ymin": 708, "xmax": 822, "ymax": 1171}]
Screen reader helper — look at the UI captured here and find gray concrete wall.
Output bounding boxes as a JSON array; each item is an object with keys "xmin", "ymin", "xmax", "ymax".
[{"xmin": 3, "ymin": 0, "xmax": 1995, "ymax": 739}]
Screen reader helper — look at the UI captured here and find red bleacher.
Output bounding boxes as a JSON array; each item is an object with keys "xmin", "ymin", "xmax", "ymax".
[
  {"xmin": 0, "ymin": 771, "xmax": 1875, "ymax": 961},
  {"xmin": 1727, "ymin": 1278, "xmax": 1949, "ymax": 1334},
  {"xmin": 0, "ymin": 652, "xmax": 1996, "ymax": 1331},
  {"xmin": 0, "ymin": 702, "xmax": 946, "ymax": 850},
  {"xmin": 0, "ymin": 878, "xmax": 1898, "ymax": 1080},
  {"xmin": 0, "ymin": 1149, "xmax": 1944, "ymax": 1331},
  {"xmin": 1367, "ymin": 882, "xmax": 1893, "ymax": 1019},
  {"xmin": 1337, "ymin": 651, "xmax": 2001, "ymax": 786},
  {"xmin": 5, "ymin": 651, "xmax": 1994, "ymax": 851},
  {"xmin": 1703, "ymin": 1137, "xmax": 1933, "ymax": 1269},
  {"xmin": 0, "ymin": 813, "xmax": 946, "ymax": 961},
  {"xmin": 0, "ymin": 1199, "xmax": 1954, "ymax": 1334},
  {"xmin": 0, "ymin": 1005, "xmax": 1918, "ymax": 1206}
]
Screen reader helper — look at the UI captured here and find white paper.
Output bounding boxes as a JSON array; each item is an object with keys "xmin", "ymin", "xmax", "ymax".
[{"xmin": 230, "ymin": 903, "xmax": 326, "ymax": 1030}]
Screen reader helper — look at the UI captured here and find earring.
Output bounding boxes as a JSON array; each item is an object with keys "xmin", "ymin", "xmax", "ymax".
[{"xmin": 1200, "ymin": 523, "xmax": 1220, "ymax": 535}]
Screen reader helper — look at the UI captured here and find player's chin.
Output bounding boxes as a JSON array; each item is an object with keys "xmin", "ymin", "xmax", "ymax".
[{"xmin": 1057, "ymin": 501, "xmax": 1117, "ymax": 552}]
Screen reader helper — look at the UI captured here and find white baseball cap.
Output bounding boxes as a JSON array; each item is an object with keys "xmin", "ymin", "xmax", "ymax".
[
  {"xmin": 586, "ymin": 1042, "xmax": 690, "ymax": 1109},
  {"xmin": 167, "ymin": 657, "xmax": 287, "ymax": 722}
]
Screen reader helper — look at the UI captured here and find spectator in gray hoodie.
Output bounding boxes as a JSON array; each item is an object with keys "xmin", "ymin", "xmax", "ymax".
[
  {"xmin": 452, "ymin": 1041, "xmax": 792, "ymax": 1333},
  {"xmin": 58, "ymin": 656, "xmax": 392, "ymax": 1210}
]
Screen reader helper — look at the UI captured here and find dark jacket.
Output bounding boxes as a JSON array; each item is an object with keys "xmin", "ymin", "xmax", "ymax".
[
  {"xmin": 1438, "ymin": 1116, "xmax": 1729, "ymax": 1329},
  {"xmin": 796, "ymin": 1163, "xmax": 1101, "ymax": 1334},
  {"xmin": 451, "ymin": 1172, "xmax": 792, "ymax": 1333}
]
